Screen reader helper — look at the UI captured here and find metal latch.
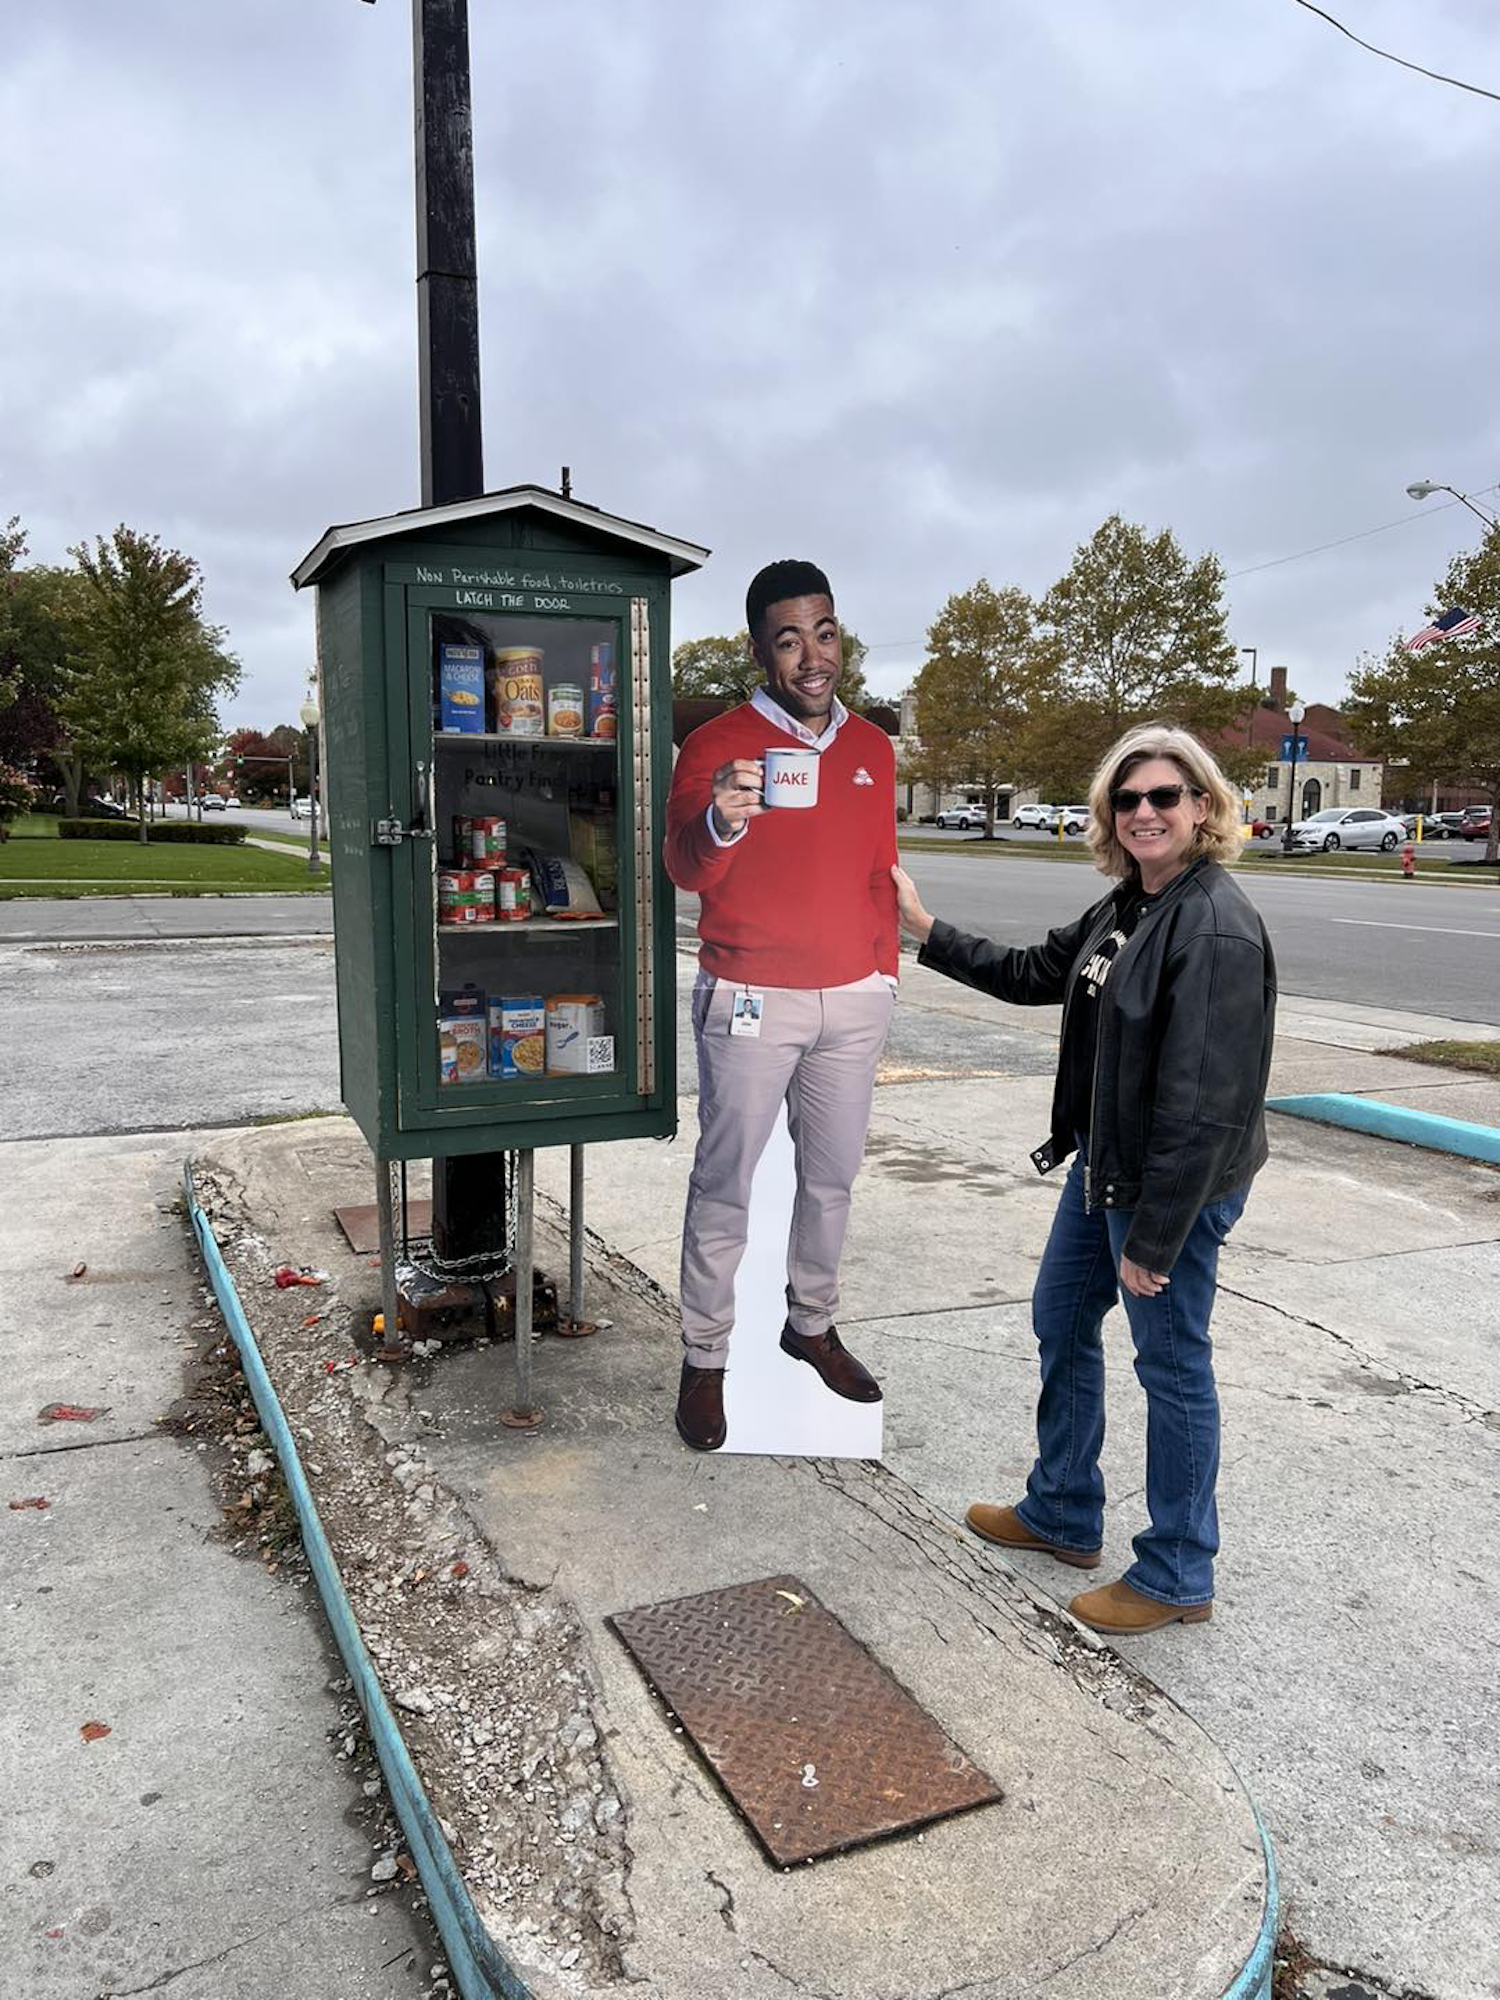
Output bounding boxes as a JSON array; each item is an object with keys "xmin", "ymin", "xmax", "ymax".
[{"xmin": 372, "ymin": 818, "xmax": 435, "ymax": 847}]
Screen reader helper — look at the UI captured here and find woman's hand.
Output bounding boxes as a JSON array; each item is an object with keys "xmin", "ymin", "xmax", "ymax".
[
  {"xmin": 1119, "ymin": 1256, "xmax": 1170, "ymax": 1298},
  {"xmin": 890, "ymin": 864, "xmax": 935, "ymax": 942}
]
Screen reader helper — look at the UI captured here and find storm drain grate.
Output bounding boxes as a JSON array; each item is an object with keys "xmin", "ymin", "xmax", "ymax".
[{"xmin": 609, "ymin": 1573, "xmax": 1001, "ymax": 1866}]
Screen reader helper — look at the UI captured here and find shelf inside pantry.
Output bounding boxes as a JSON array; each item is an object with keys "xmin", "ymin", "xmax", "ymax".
[
  {"xmin": 433, "ymin": 731, "xmax": 613, "ymax": 749},
  {"xmin": 436, "ymin": 916, "xmax": 619, "ymax": 935}
]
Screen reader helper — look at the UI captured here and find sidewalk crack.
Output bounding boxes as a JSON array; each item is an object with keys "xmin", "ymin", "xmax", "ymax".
[
  {"xmin": 6, "ymin": 1428, "xmax": 159, "ymax": 1462},
  {"xmin": 1218, "ymin": 1286, "xmax": 1499, "ymax": 1427},
  {"xmin": 97, "ymin": 1894, "xmax": 350, "ymax": 1995}
]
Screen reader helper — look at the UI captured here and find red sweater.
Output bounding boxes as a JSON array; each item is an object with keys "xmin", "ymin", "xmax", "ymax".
[{"xmin": 664, "ymin": 704, "xmax": 899, "ymax": 987}]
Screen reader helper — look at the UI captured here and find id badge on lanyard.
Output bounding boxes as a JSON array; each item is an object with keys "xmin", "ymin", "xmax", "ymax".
[{"xmin": 729, "ymin": 986, "xmax": 764, "ymax": 1037}]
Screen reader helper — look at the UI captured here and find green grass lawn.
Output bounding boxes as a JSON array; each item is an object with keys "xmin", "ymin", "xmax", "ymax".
[
  {"xmin": 0, "ymin": 815, "xmax": 328, "ymax": 897},
  {"xmin": 1383, "ymin": 1040, "xmax": 1500, "ymax": 1077}
]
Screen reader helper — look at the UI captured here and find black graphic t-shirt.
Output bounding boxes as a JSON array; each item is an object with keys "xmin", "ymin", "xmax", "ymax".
[{"xmin": 1062, "ymin": 890, "xmax": 1153, "ymax": 1141}]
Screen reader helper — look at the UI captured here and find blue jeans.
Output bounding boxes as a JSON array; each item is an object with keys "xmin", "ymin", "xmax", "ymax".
[{"xmin": 1016, "ymin": 1146, "xmax": 1247, "ymax": 1606}]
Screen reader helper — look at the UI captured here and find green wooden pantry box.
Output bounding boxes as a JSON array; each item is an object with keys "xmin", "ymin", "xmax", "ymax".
[{"xmin": 292, "ymin": 486, "xmax": 708, "ymax": 1160}]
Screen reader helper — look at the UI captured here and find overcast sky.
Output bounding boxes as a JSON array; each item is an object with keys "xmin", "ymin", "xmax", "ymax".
[{"xmin": 4, "ymin": 1, "xmax": 1497, "ymax": 728}]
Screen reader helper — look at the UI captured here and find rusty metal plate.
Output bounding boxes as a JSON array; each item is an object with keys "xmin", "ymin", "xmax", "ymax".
[
  {"xmin": 609, "ymin": 1574, "xmax": 1001, "ymax": 1866},
  {"xmin": 332, "ymin": 1200, "xmax": 432, "ymax": 1254}
]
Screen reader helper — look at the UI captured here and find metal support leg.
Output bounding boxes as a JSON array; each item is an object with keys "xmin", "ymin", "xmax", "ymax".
[
  {"xmin": 374, "ymin": 1155, "xmax": 404, "ymax": 1353},
  {"xmin": 501, "ymin": 1149, "xmax": 541, "ymax": 1428},
  {"xmin": 556, "ymin": 1143, "xmax": 598, "ymax": 1339}
]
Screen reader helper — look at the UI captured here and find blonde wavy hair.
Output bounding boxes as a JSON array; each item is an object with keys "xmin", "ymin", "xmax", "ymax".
[{"xmin": 1084, "ymin": 723, "xmax": 1246, "ymax": 880}]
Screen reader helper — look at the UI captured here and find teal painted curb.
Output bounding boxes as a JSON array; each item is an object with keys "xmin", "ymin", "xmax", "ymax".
[
  {"xmin": 1221, "ymin": 1801, "xmax": 1278, "ymax": 2000},
  {"xmin": 1267, "ymin": 1092, "xmax": 1500, "ymax": 1164},
  {"xmin": 183, "ymin": 1162, "xmax": 534, "ymax": 2000}
]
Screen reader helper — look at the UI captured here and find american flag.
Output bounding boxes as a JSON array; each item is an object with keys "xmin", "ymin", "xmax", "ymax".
[{"xmin": 1405, "ymin": 605, "xmax": 1483, "ymax": 650}]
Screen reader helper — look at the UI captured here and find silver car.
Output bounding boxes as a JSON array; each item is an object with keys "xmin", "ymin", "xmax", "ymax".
[{"xmin": 1289, "ymin": 807, "xmax": 1406, "ymax": 853}]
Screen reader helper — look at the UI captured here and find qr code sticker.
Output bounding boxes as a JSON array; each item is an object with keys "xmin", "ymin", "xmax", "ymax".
[{"xmin": 586, "ymin": 1035, "xmax": 615, "ymax": 1074}]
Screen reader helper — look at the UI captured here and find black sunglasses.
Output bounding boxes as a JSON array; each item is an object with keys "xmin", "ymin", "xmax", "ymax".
[{"xmin": 1110, "ymin": 783, "xmax": 1204, "ymax": 814}]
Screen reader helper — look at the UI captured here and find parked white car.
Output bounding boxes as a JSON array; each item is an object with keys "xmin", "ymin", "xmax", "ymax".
[
  {"xmin": 1012, "ymin": 802, "xmax": 1057, "ymax": 829},
  {"xmin": 1057, "ymin": 805, "xmax": 1090, "ymax": 834},
  {"xmin": 1289, "ymin": 807, "xmax": 1406, "ymax": 853},
  {"xmin": 934, "ymin": 804, "xmax": 986, "ymax": 830},
  {"xmin": 290, "ymin": 796, "xmax": 314, "ymax": 820}
]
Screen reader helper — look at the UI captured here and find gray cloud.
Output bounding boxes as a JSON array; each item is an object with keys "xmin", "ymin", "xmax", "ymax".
[{"xmin": 3, "ymin": 0, "xmax": 1496, "ymax": 724}]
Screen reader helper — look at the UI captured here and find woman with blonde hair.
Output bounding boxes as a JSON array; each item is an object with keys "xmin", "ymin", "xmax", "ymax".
[{"xmin": 892, "ymin": 724, "xmax": 1275, "ymax": 1634}]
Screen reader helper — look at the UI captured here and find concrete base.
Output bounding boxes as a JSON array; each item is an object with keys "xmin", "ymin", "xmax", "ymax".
[{"xmin": 200, "ymin": 1117, "xmax": 1274, "ymax": 2000}]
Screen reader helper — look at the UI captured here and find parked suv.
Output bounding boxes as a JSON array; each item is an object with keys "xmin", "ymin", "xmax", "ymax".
[
  {"xmin": 1461, "ymin": 807, "xmax": 1493, "ymax": 840},
  {"xmin": 1012, "ymin": 802, "xmax": 1057, "ymax": 830},
  {"xmin": 934, "ymin": 804, "xmax": 986, "ymax": 830}
]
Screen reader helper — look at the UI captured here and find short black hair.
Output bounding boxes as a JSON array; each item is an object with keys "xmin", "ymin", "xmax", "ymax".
[{"xmin": 745, "ymin": 560, "xmax": 834, "ymax": 642}]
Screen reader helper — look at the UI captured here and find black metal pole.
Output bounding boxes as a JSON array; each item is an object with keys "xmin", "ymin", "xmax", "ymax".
[
  {"xmin": 1282, "ymin": 735, "xmax": 1301, "ymax": 855},
  {"xmin": 412, "ymin": 0, "xmax": 506, "ymax": 1271},
  {"xmin": 414, "ymin": 0, "xmax": 483, "ymax": 508}
]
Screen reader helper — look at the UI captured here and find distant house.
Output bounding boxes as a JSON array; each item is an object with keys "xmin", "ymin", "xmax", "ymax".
[{"xmin": 1224, "ymin": 668, "xmax": 1382, "ymax": 823}]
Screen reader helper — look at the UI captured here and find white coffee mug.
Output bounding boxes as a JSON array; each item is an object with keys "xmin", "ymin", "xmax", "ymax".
[{"xmin": 762, "ymin": 747, "xmax": 820, "ymax": 809}]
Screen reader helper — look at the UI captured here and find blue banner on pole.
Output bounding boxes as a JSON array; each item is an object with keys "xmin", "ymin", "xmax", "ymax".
[{"xmin": 1279, "ymin": 734, "xmax": 1308, "ymax": 760}]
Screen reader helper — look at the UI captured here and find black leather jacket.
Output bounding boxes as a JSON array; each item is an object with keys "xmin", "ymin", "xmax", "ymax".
[{"xmin": 918, "ymin": 859, "xmax": 1276, "ymax": 1271}]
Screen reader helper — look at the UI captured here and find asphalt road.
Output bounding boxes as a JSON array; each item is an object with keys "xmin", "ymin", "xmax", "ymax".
[{"xmin": 894, "ymin": 846, "xmax": 1500, "ymax": 1025}]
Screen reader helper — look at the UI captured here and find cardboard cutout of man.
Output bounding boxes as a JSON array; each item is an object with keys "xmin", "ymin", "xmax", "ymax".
[{"xmin": 664, "ymin": 560, "xmax": 899, "ymax": 1451}]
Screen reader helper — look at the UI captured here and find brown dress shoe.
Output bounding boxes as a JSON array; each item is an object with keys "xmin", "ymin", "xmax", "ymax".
[
  {"xmin": 779, "ymin": 1322, "xmax": 882, "ymax": 1402},
  {"xmin": 675, "ymin": 1361, "xmax": 727, "ymax": 1451},
  {"xmin": 965, "ymin": 1502, "xmax": 1102, "ymax": 1569},
  {"xmin": 1068, "ymin": 1578, "xmax": 1213, "ymax": 1634}
]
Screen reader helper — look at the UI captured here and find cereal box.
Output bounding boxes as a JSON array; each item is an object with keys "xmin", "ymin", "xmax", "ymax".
[
  {"xmin": 490, "ymin": 995, "xmax": 546, "ymax": 1079},
  {"xmin": 439, "ymin": 644, "xmax": 485, "ymax": 733}
]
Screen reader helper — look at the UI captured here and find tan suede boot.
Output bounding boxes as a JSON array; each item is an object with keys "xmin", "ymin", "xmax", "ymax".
[
  {"xmin": 965, "ymin": 1502, "xmax": 1102, "ymax": 1569},
  {"xmin": 1068, "ymin": 1578, "xmax": 1213, "ymax": 1634}
]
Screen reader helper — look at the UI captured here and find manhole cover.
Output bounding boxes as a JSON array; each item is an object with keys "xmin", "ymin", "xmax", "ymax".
[{"xmin": 610, "ymin": 1573, "xmax": 1001, "ymax": 1866}]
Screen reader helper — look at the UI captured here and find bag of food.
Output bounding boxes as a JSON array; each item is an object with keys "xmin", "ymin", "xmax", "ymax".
[{"xmin": 524, "ymin": 849, "xmax": 603, "ymax": 919}]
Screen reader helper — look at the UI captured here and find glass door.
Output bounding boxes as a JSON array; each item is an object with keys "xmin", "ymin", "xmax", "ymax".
[{"xmin": 401, "ymin": 592, "xmax": 649, "ymax": 1124}]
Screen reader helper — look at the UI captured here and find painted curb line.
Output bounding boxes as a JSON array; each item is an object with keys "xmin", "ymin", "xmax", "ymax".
[
  {"xmin": 1221, "ymin": 1802, "xmax": 1278, "ymax": 2000},
  {"xmin": 1268, "ymin": 1092, "xmax": 1500, "ymax": 1164},
  {"xmin": 183, "ymin": 1160, "xmax": 534, "ymax": 2000}
]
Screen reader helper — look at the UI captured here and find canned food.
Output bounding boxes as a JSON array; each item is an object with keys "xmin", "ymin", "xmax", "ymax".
[
  {"xmin": 495, "ymin": 867, "xmax": 530, "ymax": 922},
  {"xmin": 489, "ymin": 648, "xmax": 544, "ymax": 736},
  {"xmin": 438, "ymin": 868, "xmax": 480, "ymax": 926},
  {"xmin": 548, "ymin": 682, "xmax": 584, "ymax": 738},
  {"xmin": 467, "ymin": 816, "xmax": 505, "ymax": 865},
  {"xmin": 472, "ymin": 869, "xmax": 496, "ymax": 922},
  {"xmin": 588, "ymin": 642, "xmax": 617, "ymax": 740}
]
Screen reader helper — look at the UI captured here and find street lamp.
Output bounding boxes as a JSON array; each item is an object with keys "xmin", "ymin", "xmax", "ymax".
[
  {"xmin": 299, "ymin": 695, "xmax": 321, "ymax": 875},
  {"xmin": 1281, "ymin": 700, "xmax": 1307, "ymax": 856},
  {"xmin": 1405, "ymin": 480, "xmax": 1499, "ymax": 530}
]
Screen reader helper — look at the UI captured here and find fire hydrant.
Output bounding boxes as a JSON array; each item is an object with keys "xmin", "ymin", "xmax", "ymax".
[{"xmin": 1402, "ymin": 841, "xmax": 1416, "ymax": 879}]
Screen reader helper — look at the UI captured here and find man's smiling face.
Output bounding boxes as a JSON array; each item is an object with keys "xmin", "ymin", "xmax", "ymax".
[{"xmin": 752, "ymin": 593, "xmax": 842, "ymax": 727}]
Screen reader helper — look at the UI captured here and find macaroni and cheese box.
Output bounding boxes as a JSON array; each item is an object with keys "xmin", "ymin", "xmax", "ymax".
[
  {"xmin": 439, "ymin": 644, "xmax": 485, "ymax": 733},
  {"xmin": 490, "ymin": 995, "xmax": 546, "ymax": 1078}
]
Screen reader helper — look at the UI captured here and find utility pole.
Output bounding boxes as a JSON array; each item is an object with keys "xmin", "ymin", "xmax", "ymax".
[{"xmin": 410, "ymin": 0, "xmax": 507, "ymax": 1275}]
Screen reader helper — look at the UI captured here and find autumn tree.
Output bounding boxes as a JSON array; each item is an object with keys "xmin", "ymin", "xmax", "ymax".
[
  {"xmin": 0, "ymin": 523, "xmax": 96, "ymax": 810},
  {"xmin": 1345, "ymin": 523, "xmax": 1500, "ymax": 864},
  {"xmin": 59, "ymin": 527, "xmax": 240, "ymax": 841},
  {"xmin": 905, "ymin": 581, "xmax": 1057, "ymax": 829},
  {"xmin": 671, "ymin": 628, "xmax": 871, "ymax": 711},
  {"xmin": 1034, "ymin": 516, "xmax": 1247, "ymax": 777}
]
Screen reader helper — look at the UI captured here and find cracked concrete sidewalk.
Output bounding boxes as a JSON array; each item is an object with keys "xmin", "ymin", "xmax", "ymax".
[
  {"xmin": 515, "ymin": 958, "xmax": 1500, "ymax": 2000},
  {"xmin": 5, "ymin": 956, "xmax": 1497, "ymax": 2000},
  {"xmin": 0, "ymin": 1131, "xmax": 439, "ymax": 2000}
]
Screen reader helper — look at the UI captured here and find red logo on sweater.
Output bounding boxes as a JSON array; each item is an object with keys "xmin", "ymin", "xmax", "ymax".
[{"xmin": 852, "ymin": 767, "xmax": 874, "ymax": 786}]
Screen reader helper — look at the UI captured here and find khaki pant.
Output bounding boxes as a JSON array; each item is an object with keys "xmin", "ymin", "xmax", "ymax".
[{"xmin": 680, "ymin": 977, "xmax": 894, "ymax": 1366}]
